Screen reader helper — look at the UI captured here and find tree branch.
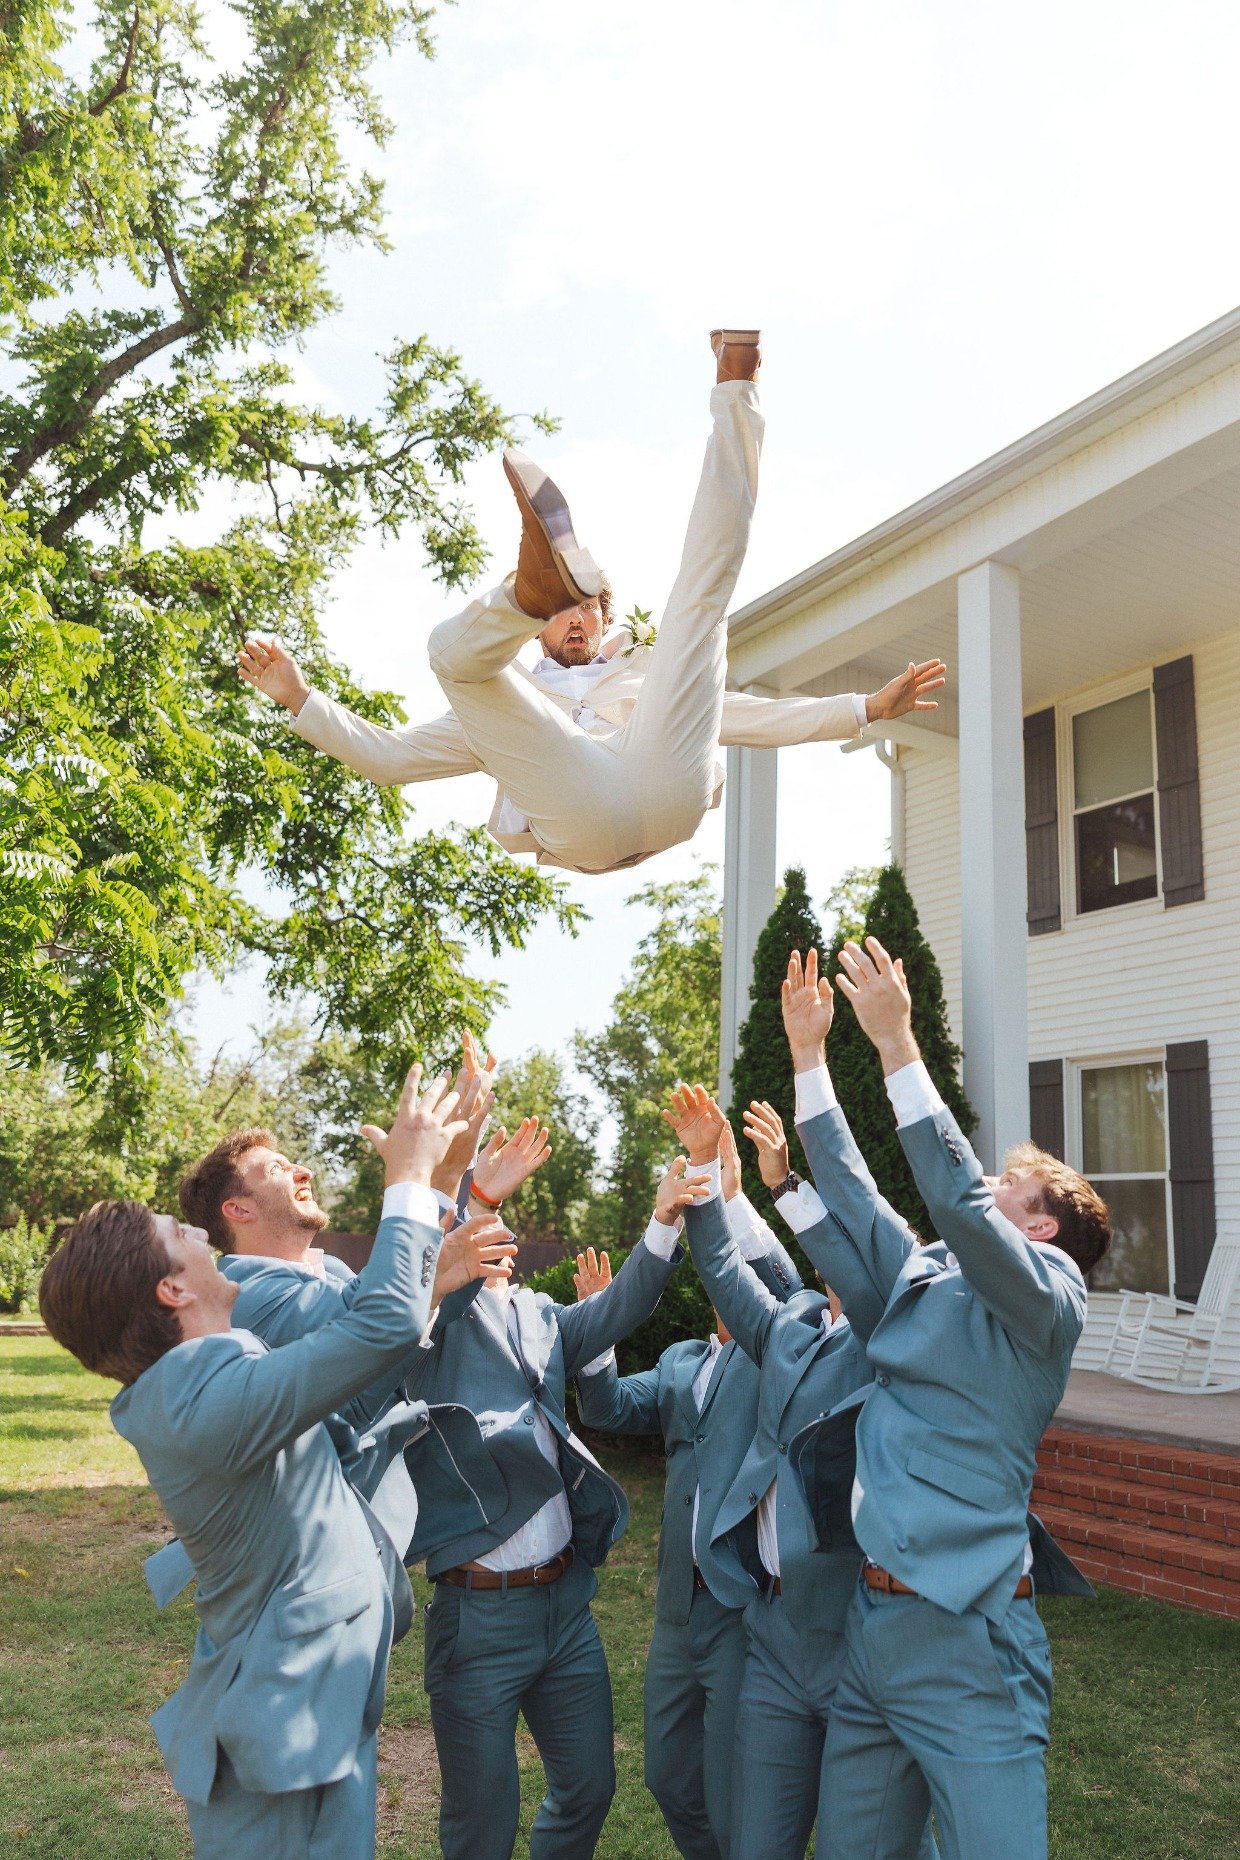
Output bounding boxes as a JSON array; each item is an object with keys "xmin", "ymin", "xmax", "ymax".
[
  {"xmin": 89, "ymin": 9, "xmax": 143, "ymax": 118},
  {"xmin": 2, "ymin": 314, "xmax": 200, "ymax": 496},
  {"xmin": 41, "ymin": 455, "xmax": 153, "ymax": 547}
]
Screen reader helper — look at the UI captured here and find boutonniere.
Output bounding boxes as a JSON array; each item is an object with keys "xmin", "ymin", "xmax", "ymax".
[{"xmin": 622, "ymin": 605, "xmax": 658, "ymax": 656}]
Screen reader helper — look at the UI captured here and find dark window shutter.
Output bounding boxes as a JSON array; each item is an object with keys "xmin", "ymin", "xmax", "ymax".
[
  {"xmin": 1165, "ymin": 1040, "xmax": 1215, "ymax": 1301},
  {"xmin": 1153, "ymin": 657, "xmax": 1205, "ymax": 907},
  {"xmin": 1024, "ymin": 708, "xmax": 1060, "ymax": 934},
  {"xmin": 1029, "ymin": 1060, "xmax": 1065, "ymax": 1159}
]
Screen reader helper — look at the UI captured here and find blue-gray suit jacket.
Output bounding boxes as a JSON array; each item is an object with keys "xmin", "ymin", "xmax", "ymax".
[
  {"xmin": 403, "ymin": 1236, "xmax": 681, "ymax": 1576},
  {"xmin": 576, "ymin": 1242, "xmax": 803, "ymax": 1621},
  {"xmin": 797, "ymin": 1100, "xmax": 1092, "ymax": 1622},
  {"xmin": 111, "ymin": 1207, "xmax": 443, "ymax": 1807},
  {"xmin": 682, "ymin": 1195, "xmax": 872, "ymax": 1637}
]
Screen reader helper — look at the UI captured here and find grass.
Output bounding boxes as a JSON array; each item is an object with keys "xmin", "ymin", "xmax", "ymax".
[{"xmin": 1, "ymin": 1337, "xmax": 1236, "ymax": 1857}]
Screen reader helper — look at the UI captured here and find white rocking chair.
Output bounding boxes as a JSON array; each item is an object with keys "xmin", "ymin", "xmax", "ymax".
[{"xmin": 1100, "ymin": 1238, "xmax": 1240, "ymax": 1393}]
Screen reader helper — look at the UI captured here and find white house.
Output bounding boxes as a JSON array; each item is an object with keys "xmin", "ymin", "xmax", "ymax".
[{"xmin": 720, "ymin": 305, "xmax": 1240, "ymax": 1322}]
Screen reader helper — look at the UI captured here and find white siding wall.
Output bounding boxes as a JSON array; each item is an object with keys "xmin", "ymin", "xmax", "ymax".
[{"xmin": 900, "ymin": 623, "xmax": 1240, "ymax": 1267}]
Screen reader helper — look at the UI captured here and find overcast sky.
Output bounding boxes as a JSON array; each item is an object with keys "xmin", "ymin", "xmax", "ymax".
[{"xmin": 190, "ymin": 0, "xmax": 1240, "ymax": 1072}]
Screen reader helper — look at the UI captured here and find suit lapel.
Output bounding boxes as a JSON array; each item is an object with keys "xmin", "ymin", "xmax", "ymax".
[{"xmin": 510, "ymin": 1291, "xmax": 553, "ymax": 1391}]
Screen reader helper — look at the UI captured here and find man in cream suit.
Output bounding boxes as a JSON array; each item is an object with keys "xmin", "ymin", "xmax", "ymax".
[
  {"xmin": 574, "ymin": 1129, "xmax": 804, "ymax": 1860},
  {"xmin": 38, "ymin": 1067, "xmax": 505, "ymax": 1859},
  {"xmin": 237, "ymin": 331, "xmax": 945, "ymax": 874},
  {"xmin": 771, "ymin": 943, "xmax": 1109, "ymax": 1860}
]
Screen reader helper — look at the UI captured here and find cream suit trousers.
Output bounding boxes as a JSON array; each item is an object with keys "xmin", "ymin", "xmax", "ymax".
[{"xmin": 427, "ymin": 380, "xmax": 764, "ymax": 873}]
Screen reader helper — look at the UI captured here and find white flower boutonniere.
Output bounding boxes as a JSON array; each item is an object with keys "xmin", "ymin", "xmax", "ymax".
[{"xmin": 622, "ymin": 605, "xmax": 658, "ymax": 657}]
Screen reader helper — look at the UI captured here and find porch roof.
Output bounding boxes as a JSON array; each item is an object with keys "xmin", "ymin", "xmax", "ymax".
[{"xmin": 729, "ymin": 303, "xmax": 1240, "ymax": 730}]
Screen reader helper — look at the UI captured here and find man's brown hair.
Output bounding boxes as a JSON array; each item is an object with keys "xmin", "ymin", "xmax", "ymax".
[
  {"xmin": 179, "ymin": 1127, "xmax": 276, "ymax": 1251},
  {"xmin": 39, "ymin": 1200, "xmax": 182, "ymax": 1385},
  {"xmin": 1005, "ymin": 1143, "xmax": 1113, "ymax": 1277}
]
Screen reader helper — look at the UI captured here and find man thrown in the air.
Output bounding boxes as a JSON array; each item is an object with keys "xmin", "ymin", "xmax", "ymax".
[{"xmin": 239, "ymin": 331, "xmax": 946, "ymax": 874}]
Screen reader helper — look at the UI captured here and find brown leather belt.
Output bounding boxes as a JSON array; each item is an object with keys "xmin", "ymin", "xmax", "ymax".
[
  {"xmin": 692, "ymin": 1566, "xmax": 709, "ymax": 1592},
  {"xmin": 437, "ymin": 1547, "xmax": 574, "ymax": 1591},
  {"xmin": 765, "ymin": 1574, "xmax": 782, "ymax": 1597},
  {"xmin": 864, "ymin": 1562, "xmax": 1033, "ymax": 1601}
]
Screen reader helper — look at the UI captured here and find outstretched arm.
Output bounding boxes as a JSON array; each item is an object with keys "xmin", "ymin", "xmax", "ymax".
[
  {"xmin": 238, "ymin": 636, "xmax": 481, "ymax": 785},
  {"xmin": 719, "ymin": 660, "xmax": 945, "ymax": 749},
  {"xmin": 553, "ymin": 1162, "xmax": 704, "ymax": 1375},
  {"xmin": 836, "ymin": 938, "xmax": 1085, "ymax": 1353}
]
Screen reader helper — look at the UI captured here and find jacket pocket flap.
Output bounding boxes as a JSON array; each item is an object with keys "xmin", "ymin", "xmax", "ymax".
[
  {"xmin": 906, "ymin": 1447, "xmax": 1007, "ymax": 1511},
  {"xmin": 277, "ymin": 1571, "xmax": 373, "ymax": 1638}
]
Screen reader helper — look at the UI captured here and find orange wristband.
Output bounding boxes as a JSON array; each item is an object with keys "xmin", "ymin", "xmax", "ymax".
[{"xmin": 471, "ymin": 1181, "xmax": 504, "ymax": 1211}]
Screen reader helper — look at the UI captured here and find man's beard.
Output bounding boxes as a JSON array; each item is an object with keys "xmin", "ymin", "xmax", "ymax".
[
  {"xmin": 292, "ymin": 1203, "xmax": 329, "ymax": 1234},
  {"xmin": 550, "ymin": 641, "xmax": 596, "ymax": 667}
]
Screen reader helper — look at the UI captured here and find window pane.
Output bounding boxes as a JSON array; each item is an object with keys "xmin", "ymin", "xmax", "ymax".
[
  {"xmin": 1081, "ymin": 1062, "xmax": 1166, "ymax": 1174},
  {"xmin": 1076, "ymin": 795, "xmax": 1157, "ymax": 912},
  {"xmin": 1088, "ymin": 1178, "xmax": 1170, "ymax": 1295},
  {"xmin": 1073, "ymin": 690, "xmax": 1154, "ymax": 807}
]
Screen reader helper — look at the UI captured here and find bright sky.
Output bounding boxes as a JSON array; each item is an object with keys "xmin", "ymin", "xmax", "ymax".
[{"xmin": 191, "ymin": 0, "xmax": 1240, "ymax": 1071}]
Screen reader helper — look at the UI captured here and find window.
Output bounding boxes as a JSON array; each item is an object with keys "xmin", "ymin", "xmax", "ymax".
[
  {"xmin": 1078, "ymin": 1059, "xmax": 1172, "ymax": 1294},
  {"xmin": 1071, "ymin": 688, "xmax": 1158, "ymax": 914}
]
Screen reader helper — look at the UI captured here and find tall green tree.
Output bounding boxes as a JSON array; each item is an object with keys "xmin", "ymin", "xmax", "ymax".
[
  {"xmin": 826, "ymin": 862, "xmax": 976, "ymax": 1236},
  {"xmin": 488, "ymin": 1047, "xmax": 599, "ymax": 1248},
  {"xmin": 727, "ymin": 866, "xmax": 829, "ymax": 1210},
  {"xmin": 575, "ymin": 872, "xmax": 721, "ymax": 1249},
  {"xmin": 0, "ymin": 0, "xmax": 574, "ymax": 1085}
]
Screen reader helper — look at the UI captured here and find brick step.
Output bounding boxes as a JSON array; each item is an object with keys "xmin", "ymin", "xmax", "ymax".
[
  {"xmin": 1032, "ymin": 1465, "xmax": 1240, "ymax": 1543},
  {"xmin": 1038, "ymin": 1503, "xmax": 1240, "ymax": 1619},
  {"xmin": 1038, "ymin": 1427, "xmax": 1240, "ymax": 1500}
]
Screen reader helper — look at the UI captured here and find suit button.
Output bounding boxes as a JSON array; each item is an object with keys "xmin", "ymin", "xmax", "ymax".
[
  {"xmin": 523, "ymin": 1414, "xmax": 536, "ymax": 1425},
  {"xmin": 684, "ymin": 1496, "xmax": 692, "ymax": 1507},
  {"xmin": 877, "ymin": 1373, "xmax": 890, "ymax": 1387},
  {"xmin": 778, "ymin": 1444, "xmax": 788, "ymax": 1455},
  {"xmin": 748, "ymin": 1494, "xmax": 758, "ymax": 1506},
  {"xmin": 696, "ymin": 1433, "xmax": 706, "ymax": 1443}
]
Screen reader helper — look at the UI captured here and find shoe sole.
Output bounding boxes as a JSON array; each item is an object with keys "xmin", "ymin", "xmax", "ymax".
[
  {"xmin": 710, "ymin": 327, "xmax": 762, "ymax": 353},
  {"xmin": 503, "ymin": 451, "xmax": 604, "ymax": 603}
]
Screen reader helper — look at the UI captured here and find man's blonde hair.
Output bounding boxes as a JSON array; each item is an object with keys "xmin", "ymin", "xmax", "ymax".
[{"xmin": 1004, "ymin": 1142, "xmax": 1113, "ymax": 1276}]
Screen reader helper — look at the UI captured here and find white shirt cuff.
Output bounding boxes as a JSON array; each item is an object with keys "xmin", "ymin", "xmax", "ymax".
[
  {"xmin": 642, "ymin": 1214, "xmax": 682, "ymax": 1259},
  {"xmin": 794, "ymin": 1064, "xmax": 839, "ymax": 1123},
  {"xmin": 381, "ymin": 1181, "xmax": 442, "ymax": 1228},
  {"xmin": 776, "ymin": 1180, "xmax": 829, "ymax": 1235},
  {"xmin": 579, "ymin": 1347, "xmax": 617, "ymax": 1377},
  {"xmin": 725, "ymin": 1193, "xmax": 777, "ymax": 1261},
  {"xmin": 852, "ymin": 692, "xmax": 870, "ymax": 732},
  {"xmin": 683, "ymin": 1156, "xmax": 723, "ymax": 1202},
  {"xmin": 884, "ymin": 1059, "xmax": 945, "ymax": 1129}
]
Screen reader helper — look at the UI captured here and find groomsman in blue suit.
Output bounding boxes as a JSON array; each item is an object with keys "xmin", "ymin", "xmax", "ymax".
[
  {"xmin": 662, "ymin": 1086, "xmax": 934, "ymax": 1860},
  {"xmin": 405, "ymin": 1155, "xmax": 703, "ymax": 1860},
  {"xmin": 767, "ymin": 941, "xmax": 1110, "ymax": 1860},
  {"xmin": 574, "ymin": 1126, "xmax": 803, "ymax": 1860},
  {"xmin": 38, "ymin": 1066, "xmax": 507, "ymax": 1859}
]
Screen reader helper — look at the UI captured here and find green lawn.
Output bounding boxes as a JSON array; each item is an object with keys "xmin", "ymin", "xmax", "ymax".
[{"xmin": 1, "ymin": 1336, "xmax": 1236, "ymax": 1857}]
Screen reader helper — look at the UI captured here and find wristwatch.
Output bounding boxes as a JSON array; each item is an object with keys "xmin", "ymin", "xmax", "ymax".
[{"xmin": 771, "ymin": 1169, "xmax": 803, "ymax": 1202}]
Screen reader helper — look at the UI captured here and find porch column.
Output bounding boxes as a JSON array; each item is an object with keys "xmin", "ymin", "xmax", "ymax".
[
  {"xmin": 956, "ymin": 561, "xmax": 1029, "ymax": 1169},
  {"xmin": 719, "ymin": 745, "xmax": 778, "ymax": 1107}
]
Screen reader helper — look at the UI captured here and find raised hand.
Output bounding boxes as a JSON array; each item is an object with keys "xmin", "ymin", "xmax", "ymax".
[
  {"xmin": 834, "ymin": 936, "xmax": 919, "ymax": 1073},
  {"xmin": 431, "ymin": 1211, "xmax": 517, "ymax": 1307},
  {"xmin": 782, "ymin": 948, "xmax": 834, "ymax": 1072},
  {"xmin": 361, "ymin": 1066, "xmax": 465, "ymax": 1187},
  {"xmin": 720, "ymin": 1121, "xmax": 743, "ymax": 1201},
  {"xmin": 573, "ymin": 1247, "xmax": 612, "ymax": 1301},
  {"xmin": 662, "ymin": 1084, "xmax": 728, "ymax": 1166},
  {"xmin": 654, "ymin": 1156, "xmax": 715, "ymax": 1226},
  {"xmin": 472, "ymin": 1116, "xmax": 553, "ymax": 1205},
  {"xmin": 236, "ymin": 636, "xmax": 312, "ymax": 715},
  {"xmin": 864, "ymin": 658, "xmax": 947, "ymax": 723},
  {"xmin": 431, "ymin": 1065, "xmax": 496, "ymax": 1201},
  {"xmin": 742, "ymin": 1100, "xmax": 791, "ymax": 1190}
]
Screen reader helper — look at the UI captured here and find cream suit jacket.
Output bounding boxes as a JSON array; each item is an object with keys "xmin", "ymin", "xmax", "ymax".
[{"xmin": 290, "ymin": 643, "xmax": 864, "ymax": 857}]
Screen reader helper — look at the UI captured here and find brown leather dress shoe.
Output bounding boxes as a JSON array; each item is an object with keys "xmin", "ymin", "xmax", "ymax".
[
  {"xmin": 503, "ymin": 450, "xmax": 605, "ymax": 619},
  {"xmin": 711, "ymin": 327, "xmax": 762, "ymax": 383}
]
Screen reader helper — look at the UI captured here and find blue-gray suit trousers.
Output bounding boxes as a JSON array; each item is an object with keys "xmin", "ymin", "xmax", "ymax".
[
  {"xmin": 732, "ymin": 1588, "xmax": 848, "ymax": 1860},
  {"xmin": 643, "ymin": 1583, "xmax": 748, "ymax": 1860},
  {"xmin": 187, "ymin": 1735, "xmax": 378, "ymax": 1859},
  {"xmin": 423, "ymin": 1553, "xmax": 615, "ymax": 1860},
  {"xmin": 822, "ymin": 1582, "xmax": 1053, "ymax": 1860}
]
